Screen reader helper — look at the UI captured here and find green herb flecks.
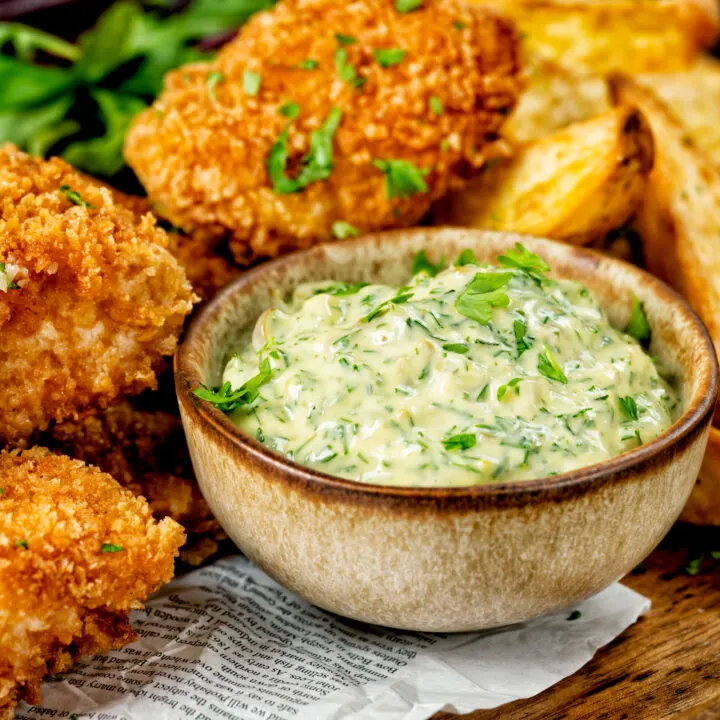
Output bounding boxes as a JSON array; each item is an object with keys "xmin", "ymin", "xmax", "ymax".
[
  {"xmin": 242, "ymin": 69, "xmax": 262, "ymax": 96},
  {"xmin": 59, "ymin": 184, "xmax": 94, "ymax": 208},
  {"xmin": 335, "ymin": 47, "xmax": 365, "ymax": 88},
  {"xmin": 443, "ymin": 343, "xmax": 469, "ymax": 354},
  {"xmin": 194, "ymin": 358, "xmax": 273, "ymax": 412},
  {"xmin": 619, "ymin": 396, "xmax": 639, "ymax": 421},
  {"xmin": 455, "ymin": 249, "xmax": 478, "ymax": 267},
  {"xmin": 373, "ymin": 48, "xmax": 407, "ymax": 67},
  {"xmin": 455, "ymin": 271, "xmax": 512, "ymax": 325},
  {"xmin": 396, "ymin": 0, "xmax": 423, "ymax": 12},
  {"xmin": 101, "ymin": 543, "xmax": 124, "ymax": 553},
  {"xmin": 513, "ymin": 319, "xmax": 531, "ymax": 356},
  {"xmin": 206, "ymin": 70, "xmax": 225, "ymax": 100},
  {"xmin": 297, "ymin": 58, "xmax": 318, "ymax": 70},
  {"xmin": 429, "ymin": 95, "xmax": 444, "ymax": 115},
  {"xmin": 332, "ymin": 221, "xmax": 359, "ymax": 239},
  {"xmin": 537, "ymin": 346, "xmax": 568, "ymax": 384},
  {"xmin": 567, "ymin": 610, "xmax": 582, "ymax": 621},
  {"xmin": 313, "ymin": 282, "xmax": 369, "ymax": 296},
  {"xmin": 443, "ymin": 433, "xmax": 476, "ymax": 451},
  {"xmin": 626, "ymin": 294, "xmax": 651, "ymax": 346},
  {"xmin": 412, "ymin": 249, "xmax": 445, "ymax": 276},
  {"xmin": 372, "ymin": 159, "xmax": 428, "ymax": 199},
  {"xmin": 268, "ymin": 106, "xmax": 343, "ymax": 194},
  {"xmin": 497, "ymin": 243, "xmax": 550, "ymax": 280},
  {"xmin": 279, "ymin": 102, "xmax": 299, "ymax": 118},
  {"xmin": 497, "ymin": 377, "xmax": 521, "ymax": 401},
  {"xmin": 15, "ymin": 539, "xmax": 28, "ymax": 549}
]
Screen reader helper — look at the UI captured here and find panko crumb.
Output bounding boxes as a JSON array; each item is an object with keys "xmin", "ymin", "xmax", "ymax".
[
  {"xmin": 0, "ymin": 447, "xmax": 185, "ymax": 719},
  {"xmin": 43, "ymin": 401, "xmax": 226, "ymax": 565},
  {"xmin": 125, "ymin": 0, "xmax": 521, "ymax": 264},
  {"xmin": 0, "ymin": 145, "xmax": 198, "ymax": 443}
]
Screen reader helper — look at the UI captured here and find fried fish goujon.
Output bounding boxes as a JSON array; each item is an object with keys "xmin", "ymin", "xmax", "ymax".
[
  {"xmin": 0, "ymin": 448, "xmax": 185, "ymax": 720},
  {"xmin": 0, "ymin": 145, "xmax": 197, "ymax": 443},
  {"xmin": 125, "ymin": 0, "xmax": 521, "ymax": 264}
]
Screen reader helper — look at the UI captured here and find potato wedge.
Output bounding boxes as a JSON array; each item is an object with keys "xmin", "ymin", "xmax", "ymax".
[
  {"xmin": 610, "ymin": 75, "xmax": 720, "ymax": 359},
  {"xmin": 435, "ymin": 106, "xmax": 653, "ymax": 245},
  {"xmin": 477, "ymin": 0, "xmax": 718, "ymax": 74},
  {"xmin": 504, "ymin": 58, "xmax": 609, "ymax": 144},
  {"xmin": 681, "ymin": 425, "xmax": 720, "ymax": 525},
  {"xmin": 637, "ymin": 55, "xmax": 720, "ymax": 171}
]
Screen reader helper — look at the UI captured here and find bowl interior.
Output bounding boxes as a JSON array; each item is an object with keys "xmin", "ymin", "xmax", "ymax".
[{"xmin": 177, "ymin": 228, "xmax": 717, "ymax": 496}]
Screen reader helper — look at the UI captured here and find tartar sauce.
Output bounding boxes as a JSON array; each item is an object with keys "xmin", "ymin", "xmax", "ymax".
[{"xmin": 216, "ymin": 245, "xmax": 677, "ymax": 487}]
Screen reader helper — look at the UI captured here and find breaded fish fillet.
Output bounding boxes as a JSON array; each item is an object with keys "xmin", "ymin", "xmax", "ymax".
[
  {"xmin": 43, "ymin": 401, "xmax": 225, "ymax": 566},
  {"xmin": 0, "ymin": 448, "xmax": 185, "ymax": 719},
  {"xmin": 125, "ymin": 0, "xmax": 521, "ymax": 264},
  {"xmin": 0, "ymin": 145, "xmax": 197, "ymax": 443}
]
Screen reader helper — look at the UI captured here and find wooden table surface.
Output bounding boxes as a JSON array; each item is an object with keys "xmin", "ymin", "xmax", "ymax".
[{"xmin": 435, "ymin": 524, "xmax": 720, "ymax": 720}]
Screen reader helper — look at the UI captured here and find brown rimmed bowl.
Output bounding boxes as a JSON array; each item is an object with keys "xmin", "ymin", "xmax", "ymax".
[{"xmin": 175, "ymin": 229, "xmax": 717, "ymax": 632}]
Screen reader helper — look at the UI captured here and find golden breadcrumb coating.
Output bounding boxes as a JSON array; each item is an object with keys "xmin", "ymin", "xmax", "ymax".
[
  {"xmin": 125, "ymin": 0, "xmax": 521, "ymax": 264},
  {"xmin": 0, "ymin": 145, "xmax": 197, "ymax": 443},
  {"xmin": 43, "ymin": 401, "xmax": 226, "ymax": 566},
  {"xmin": 0, "ymin": 447, "xmax": 185, "ymax": 719}
]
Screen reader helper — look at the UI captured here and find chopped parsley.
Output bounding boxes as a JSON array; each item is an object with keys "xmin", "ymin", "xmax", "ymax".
[
  {"xmin": 335, "ymin": 33, "xmax": 357, "ymax": 46},
  {"xmin": 443, "ymin": 343, "xmax": 469, "ymax": 354},
  {"xmin": 267, "ymin": 106, "xmax": 343, "ymax": 194},
  {"xmin": 452, "ymin": 20, "xmax": 466, "ymax": 30},
  {"xmin": 194, "ymin": 358, "xmax": 272, "ymax": 412},
  {"xmin": 372, "ymin": 158, "xmax": 428, "ymax": 199},
  {"xmin": 455, "ymin": 271, "xmax": 512, "ymax": 325},
  {"xmin": 59, "ymin": 184, "xmax": 93, "ymax": 208},
  {"xmin": 537, "ymin": 346, "xmax": 568, "ymax": 384},
  {"xmin": 455, "ymin": 249, "xmax": 478, "ymax": 267},
  {"xmin": 498, "ymin": 243, "xmax": 550, "ymax": 280},
  {"xmin": 497, "ymin": 377, "xmax": 521, "ymax": 400},
  {"xmin": 332, "ymin": 221, "xmax": 359, "ymax": 239},
  {"xmin": 429, "ymin": 95, "xmax": 444, "ymax": 115},
  {"xmin": 242, "ymin": 70, "xmax": 262, "ymax": 96},
  {"xmin": 0, "ymin": 263, "xmax": 19, "ymax": 291},
  {"xmin": 567, "ymin": 610, "xmax": 582, "ymax": 621},
  {"xmin": 443, "ymin": 433, "xmax": 476, "ymax": 451},
  {"xmin": 412, "ymin": 249, "xmax": 445, "ymax": 276},
  {"xmin": 101, "ymin": 543, "xmax": 124, "ymax": 553},
  {"xmin": 279, "ymin": 102, "xmax": 300, "ymax": 118},
  {"xmin": 513, "ymin": 319, "xmax": 531, "ymax": 356},
  {"xmin": 335, "ymin": 47, "xmax": 364, "ymax": 88},
  {"xmin": 297, "ymin": 58, "xmax": 318, "ymax": 70},
  {"xmin": 15, "ymin": 539, "xmax": 28, "ymax": 549},
  {"xmin": 313, "ymin": 282, "xmax": 369, "ymax": 296},
  {"xmin": 206, "ymin": 70, "xmax": 225, "ymax": 100},
  {"xmin": 626, "ymin": 294, "xmax": 651, "ymax": 346},
  {"xmin": 619, "ymin": 396, "xmax": 639, "ymax": 421},
  {"xmin": 373, "ymin": 48, "xmax": 407, "ymax": 67},
  {"xmin": 396, "ymin": 0, "xmax": 423, "ymax": 12}
]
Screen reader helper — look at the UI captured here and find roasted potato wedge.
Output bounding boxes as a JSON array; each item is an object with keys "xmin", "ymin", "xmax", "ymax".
[
  {"xmin": 504, "ymin": 58, "xmax": 609, "ymax": 144},
  {"xmin": 435, "ymin": 106, "xmax": 653, "ymax": 245},
  {"xmin": 477, "ymin": 0, "xmax": 719, "ymax": 74},
  {"xmin": 610, "ymin": 75, "xmax": 720, "ymax": 358},
  {"xmin": 682, "ymin": 425, "xmax": 720, "ymax": 526},
  {"xmin": 637, "ymin": 55, "xmax": 720, "ymax": 171}
]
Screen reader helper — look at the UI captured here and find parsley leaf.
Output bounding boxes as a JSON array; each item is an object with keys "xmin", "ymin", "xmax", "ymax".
[
  {"xmin": 396, "ymin": 0, "xmax": 423, "ymax": 12},
  {"xmin": 297, "ymin": 58, "xmax": 318, "ymax": 70},
  {"xmin": 373, "ymin": 48, "xmax": 407, "ymax": 67},
  {"xmin": 372, "ymin": 158, "xmax": 428, "ymax": 198},
  {"xmin": 455, "ymin": 249, "xmax": 478, "ymax": 266},
  {"xmin": 242, "ymin": 69, "xmax": 262, "ymax": 96},
  {"xmin": 313, "ymin": 282, "xmax": 368, "ymax": 296},
  {"xmin": 497, "ymin": 377, "xmax": 521, "ymax": 400},
  {"xmin": 59, "ymin": 184, "xmax": 94, "ymax": 208},
  {"xmin": 537, "ymin": 346, "xmax": 568, "ymax": 384},
  {"xmin": 194, "ymin": 358, "xmax": 273, "ymax": 412},
  {"xmin": 513, "ymin": 319, "xmax": 531, "ymax": 356},
  {"xmin": 429, "ymin": 95, "xmax": 444, "ymax": 115},
  {"xmin": 567, "ymin": 610, "xmax": 582, "ymax": 621},
  {"xmin": 332, "ymin": 221, "xmax": 359, "ymax": 239},
  {"xmin": 15, "ymin": 539, "xmax": 28, "ymax": 549},
  {"xmin": 626, "ymin": 294, "xmax": 651, "ymax": 346},
  {"xmin": 455, "ymin": 272, "xmax": 512, "ymax": 325},
  {"xmin": 443, "ymin": 433, "xmax": 476, "ymax": 451},
  {"xmin": 268, "ymin": 106, "xmax": 343, "ymax": 194},
  {"xmin": 498, "ymin": 243, "xmax": 550, "ymax": 279},
  {"xmin": 335, "ymin": 33, "xmax": 357, "ymax": 46},
  {"xmin": 101, "ymin": 543, "xmax": 124, "ymax": 553},
  {"xmin": 0, "ymin": 262, "xmax": 19, "ymax": 292},
  {"xmin": 442, "ymin": 343, "xmax": 469, "ymax": 354},
  {"xmin": 362, "ymin": 291, "xmax": 414, "ymax": 322},
  {"xmin": 207, "ymin": 70, "xmax": 225, "ymax": 100},
  {"xmin": 412, "ymin": 250, "xmax": 445, "ymax": 276},
  {"xmin": 619, "ymin": 396, "xmax": 639, "ymax": 421},
  {"xmin": 279, "ymin": 102, "xmax": 299, "ymax": 118},
  {"xmin": 335, "ymin": 47, "xmax": 364, "ymax": 87}
]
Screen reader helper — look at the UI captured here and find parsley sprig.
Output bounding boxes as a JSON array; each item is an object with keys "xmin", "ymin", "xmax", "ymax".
[
  {"xmin": 372, "ymin": 159, "xmax": 428, "ymax": 199},
  {"xmin": 626, "ymin": 294, "xmax": 651, "ymax": 346},
  {"xmin": 194, "ymin": 358, "xmax": 273, "ymax": 412},
  {"xmin": 498, "ymin": 243, "xmax": 550, "ymax": 280},
  {"xmin": 455, "ymin": 271, "xmax": 512, "ymax": 325}
]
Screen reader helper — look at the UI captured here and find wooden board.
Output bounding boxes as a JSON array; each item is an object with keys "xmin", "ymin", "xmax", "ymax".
[{"xmin": 434, "ymin": 524, "xmax": 720, "ymax": 720}]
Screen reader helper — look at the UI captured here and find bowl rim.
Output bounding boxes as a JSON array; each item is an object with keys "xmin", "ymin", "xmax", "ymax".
[{"xmin": 175, "ymin": 229, "xmax": 718, "ymax": 506}]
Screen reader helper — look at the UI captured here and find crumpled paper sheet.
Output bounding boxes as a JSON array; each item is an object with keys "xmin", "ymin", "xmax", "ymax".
[{"xmin": 17, "ymin": 555, "xmax": 650, "ymax": 720}]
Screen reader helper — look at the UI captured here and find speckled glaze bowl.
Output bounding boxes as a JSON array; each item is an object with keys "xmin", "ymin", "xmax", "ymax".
[{"xmin": 176, "ymin": 229, "xmax": 717, "ymax": 632}]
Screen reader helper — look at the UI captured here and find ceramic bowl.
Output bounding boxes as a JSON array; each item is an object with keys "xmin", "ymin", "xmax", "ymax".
[{"xmin": 175, "ymin": 229, "xmax": 717, "ymax": 632}]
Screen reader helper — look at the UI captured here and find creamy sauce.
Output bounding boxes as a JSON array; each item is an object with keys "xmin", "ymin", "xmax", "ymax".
[{"xmin": 221, "ymin": 250, "xmax": 677, "ymax": 487}]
